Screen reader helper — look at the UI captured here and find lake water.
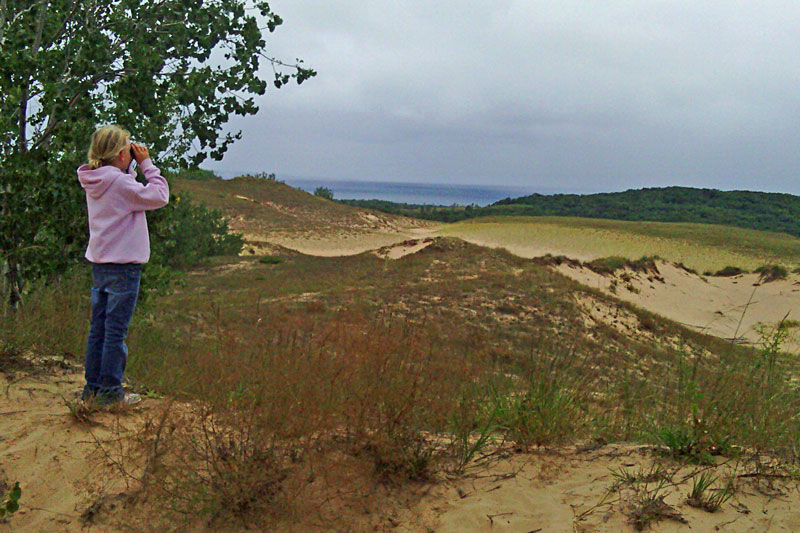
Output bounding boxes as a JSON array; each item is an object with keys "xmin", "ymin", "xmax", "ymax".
[
  {"xmin": 212, "ymin": 171, "xmax": 558, "ymax": 206},
  {"xmin": 284, "ymin": 178, "xmax": 535, "ymax": 206}
]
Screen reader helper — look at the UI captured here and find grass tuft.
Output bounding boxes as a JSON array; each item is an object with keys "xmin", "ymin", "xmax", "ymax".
[
  {"xmin": 712, "ymin": 265, "xmax": 746, "ymax": 277},
  {"xmin": 754, "ymin": 264, "xmax": 788, "ymax": 282},
  {"xmin": 686, "ymin": 472, "xmax": 735, "ymax": 512}
]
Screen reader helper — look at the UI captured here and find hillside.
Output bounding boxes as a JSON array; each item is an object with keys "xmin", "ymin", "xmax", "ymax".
[
  {"xmin": 3, "ymin": 177, "xmax": 800, "ymax": 531},
  {"xmin": 341, "ymin": 186, "xmax": 800, "ymax": 237},
  {"xmin": 441, "ymin": 216, "xmax": 800, "ymax": 272},
  {"xmin": 173, "ymin": 176, "xmax": 433, "ymax": 255}
]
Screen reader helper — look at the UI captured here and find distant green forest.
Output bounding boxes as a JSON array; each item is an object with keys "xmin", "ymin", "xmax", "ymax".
[{"xmin": 339, "ymin": 187, "xmax": 800, "ymax": 237}]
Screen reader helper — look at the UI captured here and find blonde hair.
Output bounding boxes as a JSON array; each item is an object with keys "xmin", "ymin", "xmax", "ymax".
[{"xmin": 87, "ymin": 125, "xmax": 130, "ymax": 169}]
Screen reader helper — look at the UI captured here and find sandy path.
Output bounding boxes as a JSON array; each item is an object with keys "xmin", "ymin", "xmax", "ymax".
[{"xmin": 267, "ymin": 227, "xmax": 440, "ymax": 257}]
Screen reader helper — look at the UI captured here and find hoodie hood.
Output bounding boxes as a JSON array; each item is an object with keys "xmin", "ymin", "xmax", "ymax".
[{"xmin": 78, "ymin": 164, "xmax": 134, "ymax": 199}]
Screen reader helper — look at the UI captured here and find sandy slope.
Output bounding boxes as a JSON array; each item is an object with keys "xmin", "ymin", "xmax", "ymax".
[
  {"xmin": 555, "ymin": 261, "xmax": 800, "ymax": 350},
  {"xmin": 5, "ymin": 367, "xmax": 800, "ymax": 532},
  {"xmin": 0, "ymin": 367, "xmax": 132, "ymax": 532},
  {"xmin": 264, "ymin": 227, "xmax": 437, "ymax": 257},
  {"xmin": 270, "ymin": 226, "xmax": 799, "ymax": 350}
]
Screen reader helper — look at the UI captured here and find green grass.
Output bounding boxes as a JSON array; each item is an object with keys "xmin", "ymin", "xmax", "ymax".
[{"xmin": 440, "ymin": 216, "xmax": 800, "ymax": 272}]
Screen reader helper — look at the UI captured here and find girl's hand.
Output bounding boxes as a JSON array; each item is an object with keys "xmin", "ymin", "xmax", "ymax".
[{"xmin": 131, "ymin": 143, "xmax": 150, "ymax": 164}]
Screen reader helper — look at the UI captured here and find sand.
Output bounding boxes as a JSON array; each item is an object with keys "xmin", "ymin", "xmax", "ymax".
[
  {"xmin": 5, "ymin": 366, "xmax": 800, "ymax": 532},
  {"xmin": 255, "ymin": 227, "xmax": 440, "ymax": 258},
  {"xmin": 0, "ymin": 366, "xmax": 139, "ymax": 532},
  {"xmin": 406, "ymin": 444, "xmax": 800, "ymax": 532},
  {"xmin": 555, "ymin": 261, "xmax": 800, "ymax": 350}
]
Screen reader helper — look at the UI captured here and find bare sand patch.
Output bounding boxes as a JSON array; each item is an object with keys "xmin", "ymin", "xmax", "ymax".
[
  {"xmin": 269, "ymin": 228, "xmax": 439, "ymax": 257},
  {"xmin": 373, "ymin": 238, "xmax": 435, "ymax": 259},
  {"xmin": 406, "ymin": 444, "xmax": 800, "ymax": 532},
  {"xmin": 557, "ymin": 261, "xmax": 800, "ymax": 350},
  {"xmin": 0, "ymin": 368, "xmax": 148, "ymax": 532}
]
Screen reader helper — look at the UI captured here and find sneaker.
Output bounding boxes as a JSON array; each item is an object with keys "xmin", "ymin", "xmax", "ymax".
[{"xmin": 122, "ymin": 393, "xmax": 142, "ymax": 405}]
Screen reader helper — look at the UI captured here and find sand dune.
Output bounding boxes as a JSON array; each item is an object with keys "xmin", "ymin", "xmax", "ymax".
[
  {"xmin": 556, "ymin": 261, "xmax": 800, "ymax": 350},
  {"xmin": 6, "ymin": 212, "xmax": 799, "ymax": 531},
  {"xmin": 267, "ymin": 227, "xmax": 799, "ymax": 350}
]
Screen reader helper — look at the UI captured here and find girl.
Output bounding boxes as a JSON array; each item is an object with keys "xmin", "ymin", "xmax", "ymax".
[{"xmin": 77, "ymin": 125, "xmax": 169, "ymax": 405}]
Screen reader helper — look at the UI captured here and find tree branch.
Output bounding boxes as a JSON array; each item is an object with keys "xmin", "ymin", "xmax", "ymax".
[
  {"xmin": 0, "ymin": 2, "xmax": 40, "ymax": 47},
  {"xmin": 16, "ymin": 1, "xmax": 49, "ymax": 152},
  {"xmin": 31, "ymin": 0, "xmax": 49, "ymax": 56},
  {"xmin": 18, "ymin": 86, "xmax": 28, "ymax": 151},
  {"xmin": 31, "ymin": 70, "xmax": 128, "ymax": 151},
  {"xmin": 39, "ymin": 1, "xmax": 80, "ymax": 53},
  {"xmin": 0, "ymin": 0, "xmax": 7, "ymax": 45}
]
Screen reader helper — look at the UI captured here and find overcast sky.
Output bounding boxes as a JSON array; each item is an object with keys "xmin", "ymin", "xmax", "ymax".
[{"xmin": 203, "ymin": 1, "xmax": 800, "ymax": 194}]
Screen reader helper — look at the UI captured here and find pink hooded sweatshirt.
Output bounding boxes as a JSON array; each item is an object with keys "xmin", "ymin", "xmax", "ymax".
[{"xmin": 77, "ymin": 158, "xmax": 169, "ymax": 264}]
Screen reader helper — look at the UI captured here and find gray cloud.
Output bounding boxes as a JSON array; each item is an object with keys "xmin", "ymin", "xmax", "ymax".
[{"xmin": 205, "ymin": 1, "xmax": 800, "ymax": 194}]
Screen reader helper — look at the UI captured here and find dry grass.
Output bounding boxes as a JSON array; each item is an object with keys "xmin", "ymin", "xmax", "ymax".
[
  {"xmin": 5, "ymin": 235, "xmax": 800, "ymax": 528},
  {"xmin": 172, "ymin": 176, "xmax": 430, "ymax": 247}
]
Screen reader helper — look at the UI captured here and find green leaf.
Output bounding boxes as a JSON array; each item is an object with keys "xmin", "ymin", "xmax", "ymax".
[
  {"xmin": 0, "ymin": 0, "xmax": 312, "ymax": 304},
  {"xmin": 6, "ymin": 500, "xmax": 18, "ymax": 514},
  {"xmin": 9, "ymin": 483, "xmax": 20, "ymax": 501}
]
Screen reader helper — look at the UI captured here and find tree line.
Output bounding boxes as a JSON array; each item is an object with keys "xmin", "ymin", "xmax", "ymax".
[{"xmin": 340, "ymin": 186, "xmax": 800, "ymax": 236}]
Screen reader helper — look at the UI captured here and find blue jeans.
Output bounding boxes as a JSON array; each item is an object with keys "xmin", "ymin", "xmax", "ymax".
[{"xmin": 83, "ymin": 263, "xmax": 142, "ymax": 402}]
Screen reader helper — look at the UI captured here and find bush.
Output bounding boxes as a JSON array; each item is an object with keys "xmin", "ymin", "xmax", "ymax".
[
  {"xmin": 149, "ymin": 194, "xmax": 242, "ymax": 265},
  {"xmin": 234, "ymin": 171, "xmax": 277, "ymax": 181},
  {"xmin": 132, "ymin": 193, "xmax": 244, "ymax": 299},
  {"xmin": 0, "ymin": 482, "xmax": 21, "ymax": 519},
  {"xmin": 313, "ymin": 187, "xmax": 334, "ymax": 200}
]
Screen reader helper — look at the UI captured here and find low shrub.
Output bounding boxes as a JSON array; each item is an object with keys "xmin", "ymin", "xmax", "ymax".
[
  {"xmin": 586, "ymin": 256, "xmax": 628, "ymax": 275},
  {"xmin": 491, "ymin": 355, "xmax": 586, "ymax": 448},
  {"xmin": 314, "ymin": 187, "xmax": 334, "ymax": 200},
  {"xmin": 0, "ymin": 482, "xmax": 21, "ymax": 520},
  {"xmin": 754, "ymin": 264, "xmax": 788, "ymax": 282},
  {"xmin": 712, "ymin": 266, "xmax": 745, "ymax": 277}
]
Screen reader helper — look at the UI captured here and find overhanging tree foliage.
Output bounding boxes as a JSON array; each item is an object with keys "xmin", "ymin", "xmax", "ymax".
[{"xmin": 0, "ymin": 0, "xmax": 314, "ymax": 305}]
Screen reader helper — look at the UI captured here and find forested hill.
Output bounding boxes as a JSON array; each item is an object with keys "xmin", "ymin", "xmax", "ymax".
[
  {"xmin": 339, "ymin": 186, "xmax": 800, "ymax": 237},
  {"xmin": 492, "ymin": 187, "xmax": 800, "ymax": 235}
]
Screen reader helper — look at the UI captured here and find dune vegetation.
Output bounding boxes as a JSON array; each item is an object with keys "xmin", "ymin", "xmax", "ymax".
[{"xmin": 3, "ymin": 177, "xmax": 800, "ymax": 531}]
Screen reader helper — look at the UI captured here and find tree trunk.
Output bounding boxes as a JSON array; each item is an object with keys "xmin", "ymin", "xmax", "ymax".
[{"xmin": 5, "ymin": 259, "xmax": 22, "ymax": 308}]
